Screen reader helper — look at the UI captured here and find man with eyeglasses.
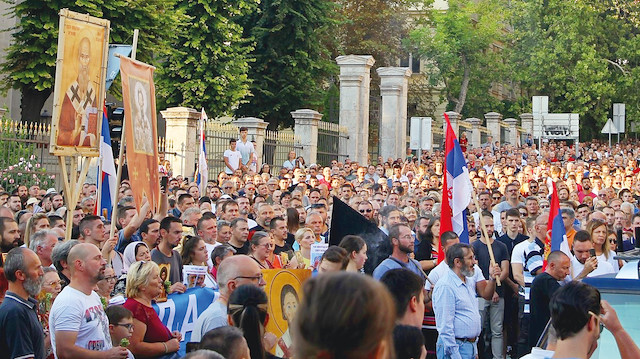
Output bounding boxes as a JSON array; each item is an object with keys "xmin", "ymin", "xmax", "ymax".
[
  {"xmin": 546, "ymin": 281, "xmax": 640, "ymax": 359},
  {"xmin": 373, "ymin": 223, "xmax": 425, "ymax": 280},
  {"xmin": 527, "ymin": 180, "xmax": 539, "ymax": 196},
  {"xmin": 192, "ymin": 255, "xmax": 266, "ymax": 341}
]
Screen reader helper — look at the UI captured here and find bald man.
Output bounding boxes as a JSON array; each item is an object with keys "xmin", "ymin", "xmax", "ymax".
[
  {"xmin": 192, "ymin": 255, "xmax": 266, "ymax": 341},
  {"xmin": 49, "ymin": 243, "xmax": 128, "ymax": 358}
]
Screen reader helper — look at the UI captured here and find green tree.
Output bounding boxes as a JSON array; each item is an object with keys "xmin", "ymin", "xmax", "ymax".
[
  {"xmin": 235, "ymin": 0, "xmax": 336, "ymax": 129},
  {"xmin": 509, "ymin": 0, "xmax": 640, "ymax": 140},
  {"xmin": 0, "ymin": 0, "xmax": 181, "ymax": 122},
  {"xmin": 407, "ymin": 0, "xmax": 510, "ymax": 117},
  {"xmin": 156, "ymin": 0, "xmax": 257, "ymax": 116}
]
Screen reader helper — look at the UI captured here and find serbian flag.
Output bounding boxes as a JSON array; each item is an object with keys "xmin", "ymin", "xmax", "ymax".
[
  {"xmin": 97, "ymin": 106, "xmax": 117, "ymax": 219},
  {"xmin": 439, "ymin": 113, "xmax": 473, "ymax": 262},
  {"xmin": 543, "ymin": 181, "xmax": 566, "ymax": 270},
  {"xmin": 195, "ymin": 109, "xmax": 208, "ymax": 194}
]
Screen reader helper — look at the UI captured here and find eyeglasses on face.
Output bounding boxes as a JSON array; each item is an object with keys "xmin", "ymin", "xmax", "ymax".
[
  {"xmin": 233, "ymin": 273, "xmax": 264, "ymax": 282},
  {"xmin": 103, "ymin": 276, "xmax": 118, "ymax": 282},
  {"xmin": 115, "ymin": 323, "xmax": 134, "ymax": 331},
  {"xmin": 359, "ymin": 209, "xmax": 373, "ymax": 213}
]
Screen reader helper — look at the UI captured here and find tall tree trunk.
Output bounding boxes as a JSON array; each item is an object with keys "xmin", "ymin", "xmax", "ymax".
[
  {"xmin": 20, "ymin": 87, "xmax": 51, "ymax": 123},
  {"xmin": 454, "ymin": 55, "xmax": 470, "ymax": 114}
]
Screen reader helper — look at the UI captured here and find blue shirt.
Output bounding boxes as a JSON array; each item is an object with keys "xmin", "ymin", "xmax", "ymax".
[
  {"xmin": 372, "ymin": 256, "xmax": 425, "ymax": 281},
  {"xmin": 433, "ymin": 267, "xmax": 482, "ymax": 359}
]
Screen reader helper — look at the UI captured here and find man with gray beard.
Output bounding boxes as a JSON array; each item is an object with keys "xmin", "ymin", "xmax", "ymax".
[{"xmin": 0, "ymin": 247, "xmax": 46, "ymax": 359}]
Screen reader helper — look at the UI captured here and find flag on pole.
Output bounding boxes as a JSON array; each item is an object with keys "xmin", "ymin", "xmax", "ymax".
[
  {"xmin": 439, "ymin": 113, "xmax": 473, "ymax": 262},
  {"xmin": 195, "ymin": 109, "xmax": 208, "ymax": 194},
  {"xmin": 543, "ymin": 181, "xmax": 567, "ymax": 270},
  {"xmin": 97, "ymin": 106, "xmax": 117, "ymax": 219}
]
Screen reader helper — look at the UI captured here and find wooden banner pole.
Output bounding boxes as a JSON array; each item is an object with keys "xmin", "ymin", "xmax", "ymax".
[
  {"xmin": 108, "ymin": 29, "xmax": 139, "ymax": 240},
  {"xmin": 471, "ymin": 189, "xmax": 501, "ymax": 286}
]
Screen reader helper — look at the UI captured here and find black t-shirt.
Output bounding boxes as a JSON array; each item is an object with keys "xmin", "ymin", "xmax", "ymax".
[
  {"xmin": 414, "ymin": 238, "xmax": 434, "ymax": 262},
  {"xmin": 497, "ymin": 233, "xmax": 528, "ymax": 256},
  {"xmin": 230, "ymin": 241, "xmax": 251, "ymax": 255},
  {"xmin": 273, "ymin": 241, "xmax": 293, "ymax": 255},
  {"xmin": 472, "ymin": 239, "xmax": 509, "ymax": 297},
  {"xmin": 528, "ymin": 272, "xmax": 561, "ymax": 347}
]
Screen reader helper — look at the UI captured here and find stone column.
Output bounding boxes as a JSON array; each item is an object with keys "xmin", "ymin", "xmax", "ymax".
[
  {"xmin": 291, "ymin": 109, "xmax": 322, "ymax": 165},
  {"xmin": 484, "ymin": 112, "xmax": 503, "ymax": 144},
  {"xmin": 233, "ymin": 117, "xmax": 268, "ymax": 168},
  {"xmin": 504, "ymin": 118, "xmax": 518, "ymax": 145},
  {"xmin": 336, "ymin": 55, "xmax": 375, "ymax": 164},
  {"xmin": 519, "ymin": 113, "xmax": 533, "ymax": 136},
  {"xmin": 161, "ymin": 107, "xmax": 199, "ymax": 179},
  {"xmin": 444, "ymin": 111, "xmax": 461, "ymax": 136},
  {"xmin": 377, "ymin": 67, "xmax": 412, "ymax": 160},
  {"xmin": 465, "ymin": 118, "xmax": 482, "ymax": 149}
]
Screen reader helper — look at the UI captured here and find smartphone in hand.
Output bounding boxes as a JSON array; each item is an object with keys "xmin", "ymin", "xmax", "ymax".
[{"xmin": 589, "ymin": 249, "xmax": 596, "ymax": 257}]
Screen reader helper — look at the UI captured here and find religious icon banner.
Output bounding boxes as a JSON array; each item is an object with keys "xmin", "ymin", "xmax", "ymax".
[
  {"xmin": 262, "ymin": 269, "xmax": 312, "ymax": 358},
  {"xmin": 50, "ymin": 9, "xmax": 110, "ymax": 157},
  {"xmin": 120, "ymin": 56, "xmax": 161, "ymax": 212}
]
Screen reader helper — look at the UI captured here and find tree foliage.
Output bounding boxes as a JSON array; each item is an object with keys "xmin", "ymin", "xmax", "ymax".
[
  {"xmin": 407, "ymin": 0, "xmax": 510, "ymax": 118},
  {"xmin": 156, "ymin": 0, "xmax": 257, "ymax": 117},
  {"xmin": 235, "ymin": 0, "xmax": 336, "ymax": 129},
  {"xmin": 509, "ymin": 0, "xmax": 640, "ymax": 140},
  {"xmin": 0, "ymin": 0, "xmax": 182, "ymax": 122}
]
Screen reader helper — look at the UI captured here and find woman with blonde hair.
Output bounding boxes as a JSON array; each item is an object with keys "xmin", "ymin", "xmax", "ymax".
[
  {"xmin": 292, "ymin": 272, "xmax": 396, "ymax": 359},
  {"xmin": 294, "ymin": 227, "xmax": 315, "ymax": 268},
  {"xmin": 123, "ymin": 261, "xmax": 182, "ymax": 358},
  {"xmin": 23, "ymin": 212, "xmax": 50, "ymax": 247},
  {"xmin": 586, "ymin": 220, "xmax": 623, "ymax": 272}
]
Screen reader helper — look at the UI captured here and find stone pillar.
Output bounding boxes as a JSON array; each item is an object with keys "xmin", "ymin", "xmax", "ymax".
[
  {"xmin": 336, "ymin": 55, "xmax": 375, "ymax": 164},
  {"xmin": 519, "ymin": 113, "xmax": 533, "ymax": 136},
  {"xmin": 233, "ymin": 117, "xmax": 268, "ymax": 168},
  {"xmin": 161, "ymin": 107, "xmax": 199, "ymax": 179},
  {"xmin": 465, "ymin": 118, "xmax": 482, "ymax": 149},
  {"xmin": 484, "ymin": 112, "xmax": 503, "ymax": 144},
  {"xmin": 377, "ymin": 67, "xmax": 412, "ymax": 160},
  {"xmin": 292, "ymin": 109, "xmax": 322, "ymax": 165},
  {"xmin": 443, "ymin": 111, "xmax": 461, "ymax": 136},
  {"xmin": 504, "ymin": 118, "xmax": 518, "ymax": 145}
]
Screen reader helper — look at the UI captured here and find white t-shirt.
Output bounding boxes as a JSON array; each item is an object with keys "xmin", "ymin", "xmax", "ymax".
[
  {"xmin": 571, "ymin": 255, "xmax": 615, "ymax": 279},
  {"xmin": 236, "ymin": 139, "xmax": 255, "ymax": 165},
  {"xmin": 597, "ymin": 250, "xmax": 620, "ymax": 273},
  {"xmin": 511, "ymin": 239, "xmax": 543, "ymax": 314},
  {"xmin": 223, "ymin": 149, "xmax": 242, "ymax": 174},
  {"xmin": 49, "ymin": 286, "xmax": 112, "ymax": 358}
]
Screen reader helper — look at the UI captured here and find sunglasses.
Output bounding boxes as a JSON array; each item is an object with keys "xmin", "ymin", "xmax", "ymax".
[{"xmin": 359, "ymin": 209, "xmax": 373, "ymax": 213}]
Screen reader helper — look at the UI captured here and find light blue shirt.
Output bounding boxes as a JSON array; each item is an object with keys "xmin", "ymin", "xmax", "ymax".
[
  {"xmin": 191, "ymin": 299, "xmax": 228, "ymax": 342},
  {"xmin": 433, "ymin": 267, "xmax": 482, "ymax": 359},
  {"xmin": 372, "ymin": 257, "xmax": 425, "ymax": 281}
]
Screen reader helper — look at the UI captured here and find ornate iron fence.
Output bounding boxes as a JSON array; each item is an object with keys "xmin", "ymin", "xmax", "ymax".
[
  {"xmin": 263, "ymin": 129, "xmax": 300, "ymax": 169},
  {"xmin": 318, "ymin": 121, "xmax": 349, "ymax": 166},
  {"xmin": 0, "ymin": 119, "xmax": 60, "ymax": 190}
]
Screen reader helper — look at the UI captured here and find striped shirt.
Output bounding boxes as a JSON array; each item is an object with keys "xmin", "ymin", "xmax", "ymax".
[{"xmin": 511, "ymin": 238, "xmax": 544, "ymax": 313}]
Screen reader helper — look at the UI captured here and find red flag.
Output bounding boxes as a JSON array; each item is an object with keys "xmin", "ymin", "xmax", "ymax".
[
  {"xmin": 438, "ymin": 113, "xmax": 454, "ymax": 263},
  {"xmin": 542, "ymin": 182, "xmax": 567, "ymax": 270}
]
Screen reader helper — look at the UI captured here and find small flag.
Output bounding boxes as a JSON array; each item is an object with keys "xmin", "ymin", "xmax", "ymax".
[
  {"xmin": 543, "ymin": 181, "xmax": 567, "ymax": 270},
  {"xmin": 439, "ymin": 113, "xmax": 473, "ymax": 262},
  {"xmin": 196, "ymin": 109, "xmax": 208, "ymax": 194},
  {"xmin": 98, "ymin": 106, "xmax": 117, "ymax": 219}
]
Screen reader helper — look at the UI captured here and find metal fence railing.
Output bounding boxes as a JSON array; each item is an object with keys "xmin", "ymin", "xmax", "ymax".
[
  {"xmin": 0, "ymin": 119, "xmax": 61, "ymax": 190},
  {"xmin": 318, "ymin": 121, "xmax": 349, "ymax": 166},
  {"xmin": 263, "ymin": 129, "xmax": 301, "ymax": 169},
  {"xmin": 198, "ymin": 121, "xmax": 238, "ymax": 179}
]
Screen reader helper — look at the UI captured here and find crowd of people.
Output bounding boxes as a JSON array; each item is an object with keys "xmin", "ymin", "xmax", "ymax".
[{"xmin": 1, "ymin": 128, "xmax": 640, "ymax": 359}]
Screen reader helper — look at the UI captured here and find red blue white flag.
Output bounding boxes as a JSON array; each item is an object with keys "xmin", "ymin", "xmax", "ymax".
[
  {"xmin": 439, "ymin": 113, "xmax": 473, "ymax": 261},
  {"xmin": 543, "ymin": 181, "xmax": 566, "ymax": 270}
]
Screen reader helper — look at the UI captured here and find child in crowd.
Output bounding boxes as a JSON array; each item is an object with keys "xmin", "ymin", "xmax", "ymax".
[{"xmin": 106, "ymin": 305, "xmax": 136, "ymax": 359}]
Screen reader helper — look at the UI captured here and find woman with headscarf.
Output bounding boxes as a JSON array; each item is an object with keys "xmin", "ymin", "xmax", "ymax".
[{"xmin": 113, "ymin": 241, "xmax": 152, "ymax": 297}]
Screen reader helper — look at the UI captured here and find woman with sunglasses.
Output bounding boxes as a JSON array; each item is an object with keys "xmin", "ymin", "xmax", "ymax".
[
  {"xmin": 124, "ymin": 261, "xmax": 182, "ymax": 358},
  {"xmin": 249, "ymin": 231, "xmax": 275, "ymax": 269}
]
